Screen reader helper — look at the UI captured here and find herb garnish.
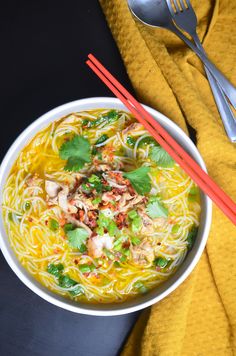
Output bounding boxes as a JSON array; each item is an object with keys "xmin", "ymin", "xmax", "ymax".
[
  {"xmin": 95, "ymin": 134, "xmax": 108, "ymax": 145},
  {"xmin": 146, "ymin": 197, "xmax": 168, "ymax": 219},
  {"xmin": 59, "ymin": 135, "xmax": 91, "ymax": 171},
  {"xmin": 123, "ymin": 167, "xmax": 151, "ymax": 195},
  {"xmin": 47, "ymin": 263, "xmax": 84, "ymax": 296},
  {"xmin": 96, "ymin": 213, "xmax": 118, "ymax": 237},
  {"xmin": 85, "ymin": 110, "xmax": 119, "ymax": 128},
  {"xmin": 67, "ymin": 228, "xmax": 89, "ymax": 251},
  {"xmin": 128, "ymin": 210, "xmax": 142, "ymax": 233},
  {"xmin": 126, "ymin": 136, "xmax": 136, "ymax": 147},
  {"xmin": 49, "ymin": 218, "xmax": 59, "ymax": 231},
  {"xmin": 149, "ymin": 145, "xmax": 174, "ymax": 168}
]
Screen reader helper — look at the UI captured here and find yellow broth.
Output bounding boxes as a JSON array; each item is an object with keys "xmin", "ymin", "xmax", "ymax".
[{"xmin": 2, "ymin": 109, "xmax": 200, "ymax": 303}]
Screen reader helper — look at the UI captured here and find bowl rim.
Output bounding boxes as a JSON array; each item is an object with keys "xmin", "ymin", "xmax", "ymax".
[{"xmin": 0, "ymin": 97, "xmax": 212, "ymax": 316}]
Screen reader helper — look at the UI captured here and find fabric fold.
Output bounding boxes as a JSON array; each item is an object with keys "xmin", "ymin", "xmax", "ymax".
[{"xmin": 99, "ymin": 1, "xmax": 236, "ymax": 354}]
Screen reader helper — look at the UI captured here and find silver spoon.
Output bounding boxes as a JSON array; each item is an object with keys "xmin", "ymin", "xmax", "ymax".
[{"xmin": 127, "ymin": 0, "xmax": 236, "ymax": 110}]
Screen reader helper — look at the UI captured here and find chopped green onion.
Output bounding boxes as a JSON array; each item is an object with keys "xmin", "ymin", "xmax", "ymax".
[
  {"xmin": 104, "ymin": 249, "xmax": 114, "ymax": 260},
  {"xmin": 47, "ymin": 263, "xmax": 64, "ymax": 278},
  {"xmin": 79, "ymin": 264, "xmax": 95, "ymax": 273},
  {"xmin": 187, "ymin": 226, "xmax": 198, "ymax": 249},
  {"xmin": 114, "ymin": 243, "xmax": 122, "ymax": 251},
  {"xmin": 69, "ymin": 285, "xmax": 84, "ymax": 296},
  {"xmin": 58, "ymin": 275, "xmax": 77, "ymax": 288},
  {"xmin": 172, "ymin": 224, "xmax": 180, "ymax": 234},
  {"xmin": 128, "ymin": 210, "xmax": 138, "ymax": 219},
  {"xmin": 95, "ymin": 134, "xmax": 108, "ymax": 145},
  {"xmin": 126, "ymin": 136, "xmax": 136, "ymax": 147},
  {"xmin": 188, "ymin": 186, "xmax": 198, "ymax": 202},
  {"xmin": 24, "ymin": 201, "xmax": 31, "ymax": 211},
  {"xmin": 91, "ymin": 147, "xmax": 98, "ymax": 155},
  {"xmin": 79, "ymin": 243, "xmax": 87, "ymax": 253},
  {"xmin": 134, "ymin": 281, "xmax": 148, "ymax": 294},
  {"xmin": 92, "ymin": 197, "xmax": 102, "ymax": 205},
  {"xmin": 123, "ymin": 249, "xmax": 130, "ymax": 256},
  {"xmin": 64, "ymin": 223, "xmax": 74, "ymax": 233},
  {"xmin": 81, "ymin": 183, "xmax": 91, "ymax": 193},
  {"xmin": 138, "ymin": 136, "xmax": 157, "ymax": 147},
  {"xmin": 49, "ymin": 218, "xmax": 59, "ymax": 231},
  {"xmin": 120, "ymin": 255, "xmax": 127, "ymax": 263},
  {"xmin": 131, "ymin": 216, "xmax": 142, "ymax": 233},
  {"xmin": 131, "ymin": 236, "xmax": 141, "ymax": 245},
  {"xmin": 154, "ymin": 257, "xmax": 169, "ymax": 268},
  {"xmin": 114, "ymin": 261, "xmax": 120, "ymax": 268},
  {"xmin": 82, "ymin": 119, "xmax": 89, "ymax": 126}
]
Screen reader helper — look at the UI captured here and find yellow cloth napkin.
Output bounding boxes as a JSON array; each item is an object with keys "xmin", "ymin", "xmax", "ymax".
[{"xmin": 99, "ymin": 1, "xmax": 236, "ymax": 355}]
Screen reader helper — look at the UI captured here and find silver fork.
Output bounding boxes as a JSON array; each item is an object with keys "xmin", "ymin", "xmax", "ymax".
[{"xmin": 166, "ymin": 0, "xmax": 236, "ymax": 142}]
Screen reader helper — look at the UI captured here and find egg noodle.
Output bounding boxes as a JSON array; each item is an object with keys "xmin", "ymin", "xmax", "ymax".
[{"xmin": 2, "ymin": 109, "xmax": 200, "ymax": 303}]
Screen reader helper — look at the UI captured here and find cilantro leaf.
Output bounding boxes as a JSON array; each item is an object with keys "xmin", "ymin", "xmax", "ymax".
[
  {"xmin": 67, "ymin": 228, "xmax": 89, "ymax": 249},
  {"xmin": 149, "ymin": 146, "xmax": 174, "ymax": 168},
  {"xmin": 123, "ymin": 167, "xmax": 151, "ymax": 195},
  {"xmin": 59, "ymin": 135, "xmax": 91, "ymax": 171},
  {"xmin": 146, "ymin": 197, "xmax": 168, "ymax": 218}
]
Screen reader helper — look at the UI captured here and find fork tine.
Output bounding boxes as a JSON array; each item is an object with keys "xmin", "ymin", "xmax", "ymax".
[
  {"xmin": 165, "ymin": 0, "xmax": 176, "ymax": 15},
  {"xmin": 179, "ymin": 0, "xmax": 187, "ymax": 10},
  {"xmin": 185, "ymin": 0, "xmax": 193, "ymax": 9},
  {"xmin": 172, "ymin": 0, "xmax": 181, "ymax": 12}
]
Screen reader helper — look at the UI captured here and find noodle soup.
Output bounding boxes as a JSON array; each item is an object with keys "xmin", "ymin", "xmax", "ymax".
[{"xmin": 2, "ymin": 109, "xmax": 200, "ymax": 303}]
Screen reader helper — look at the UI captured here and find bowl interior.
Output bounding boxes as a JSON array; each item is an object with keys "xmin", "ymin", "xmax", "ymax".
[{"xmin": 0, "ymin": 97, "xmax": 212, "ymax": 315}]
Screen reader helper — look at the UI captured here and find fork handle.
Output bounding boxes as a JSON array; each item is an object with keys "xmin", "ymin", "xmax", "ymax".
[
  {"xmin": 169, "ymin": 24, "xmax": 236, "ymax": 109},
  {"xmin": 192, "ymin": 33, "xmax": 236, "ymax": 142}
]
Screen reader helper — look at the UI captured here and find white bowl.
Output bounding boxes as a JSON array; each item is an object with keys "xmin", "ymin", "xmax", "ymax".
[{"xmin": 0, "ymin": 97, "xmax": 212, "ymax": 316}]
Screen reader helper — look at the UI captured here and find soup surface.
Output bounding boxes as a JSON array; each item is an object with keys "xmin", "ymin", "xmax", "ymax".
[{"xmin": 2, "ymin": 109, "xmax": 200, "ymax": 303}]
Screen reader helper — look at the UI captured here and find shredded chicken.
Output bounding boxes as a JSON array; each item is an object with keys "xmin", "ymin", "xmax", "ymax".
[
  {"xmin": 57, "ymin": 186, "xmax": 77, "ymax": 214},
  {"xmin": 102, "ymin": 191, "xmax": 121, "ymax": 202},
  {"xmin": 119, "ymin": 194, "xmax": 144, "ymax": 213},
  {"xmin": 138, "ymin": 208, "xmax": 155, "ymax": 234},
  {"xmin": 122, "ymin": 123, "xmax": 143, "ymax": 135},
  {"xmin": 95, "ymin": 163, "xmax": 112, "ymax": 172},
  {"xmin": 45, "ymin": 180, "xmax": 61, "ymax": 198},
  {"xmin": 65, "ymin": 214, "xmax": 92, "ymax": 235},
  {"xmin": 26, "ymin": 174, "xmax": 42, "ymax": 187},
  {"xmin": 131, "ymin": 241, "xmax": 154, "ymax": 265},
  {"xmin": 87, "ymin": 234, "xmax": 114, "ymax": 258}
]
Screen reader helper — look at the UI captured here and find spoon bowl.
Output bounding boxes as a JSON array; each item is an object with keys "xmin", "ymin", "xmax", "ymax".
[{"xmin": 127, "ymin": 0, "xmax": 172, "ymax": 28}]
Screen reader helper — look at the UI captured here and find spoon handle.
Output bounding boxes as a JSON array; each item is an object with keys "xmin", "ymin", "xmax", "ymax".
[
  {"xmin": 169, "ymin": 24, "xmax": 236, "ymax": 109},
  {"xmin": 192, "ymin": 33, "xmax": 236, "ymax": 142}
]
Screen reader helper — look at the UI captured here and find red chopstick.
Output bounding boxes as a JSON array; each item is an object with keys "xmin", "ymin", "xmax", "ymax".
[{"xmin": 86, "ymin": 54, "xmax": 236, "ymax": 225}]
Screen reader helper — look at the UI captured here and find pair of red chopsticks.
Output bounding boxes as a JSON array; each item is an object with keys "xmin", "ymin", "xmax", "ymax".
[{"xmin": 86, "ymin": 54, "xmax": 236, "ymax": 225}]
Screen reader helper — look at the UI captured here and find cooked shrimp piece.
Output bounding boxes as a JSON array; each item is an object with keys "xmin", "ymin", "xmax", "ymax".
[{"xmin": 87, "ymin": 234, "xmax": 114, "ymax": 258}]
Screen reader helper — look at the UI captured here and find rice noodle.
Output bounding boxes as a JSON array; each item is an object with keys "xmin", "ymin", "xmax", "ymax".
[{"xmin": 2, "ymin": 109, "xmax": 201, "ymax": 304}]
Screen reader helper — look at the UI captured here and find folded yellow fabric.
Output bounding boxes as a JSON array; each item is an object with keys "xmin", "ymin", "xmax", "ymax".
[{"xmin": 99, "ymin": 1, "xmax": 236, "ymax": 355}]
